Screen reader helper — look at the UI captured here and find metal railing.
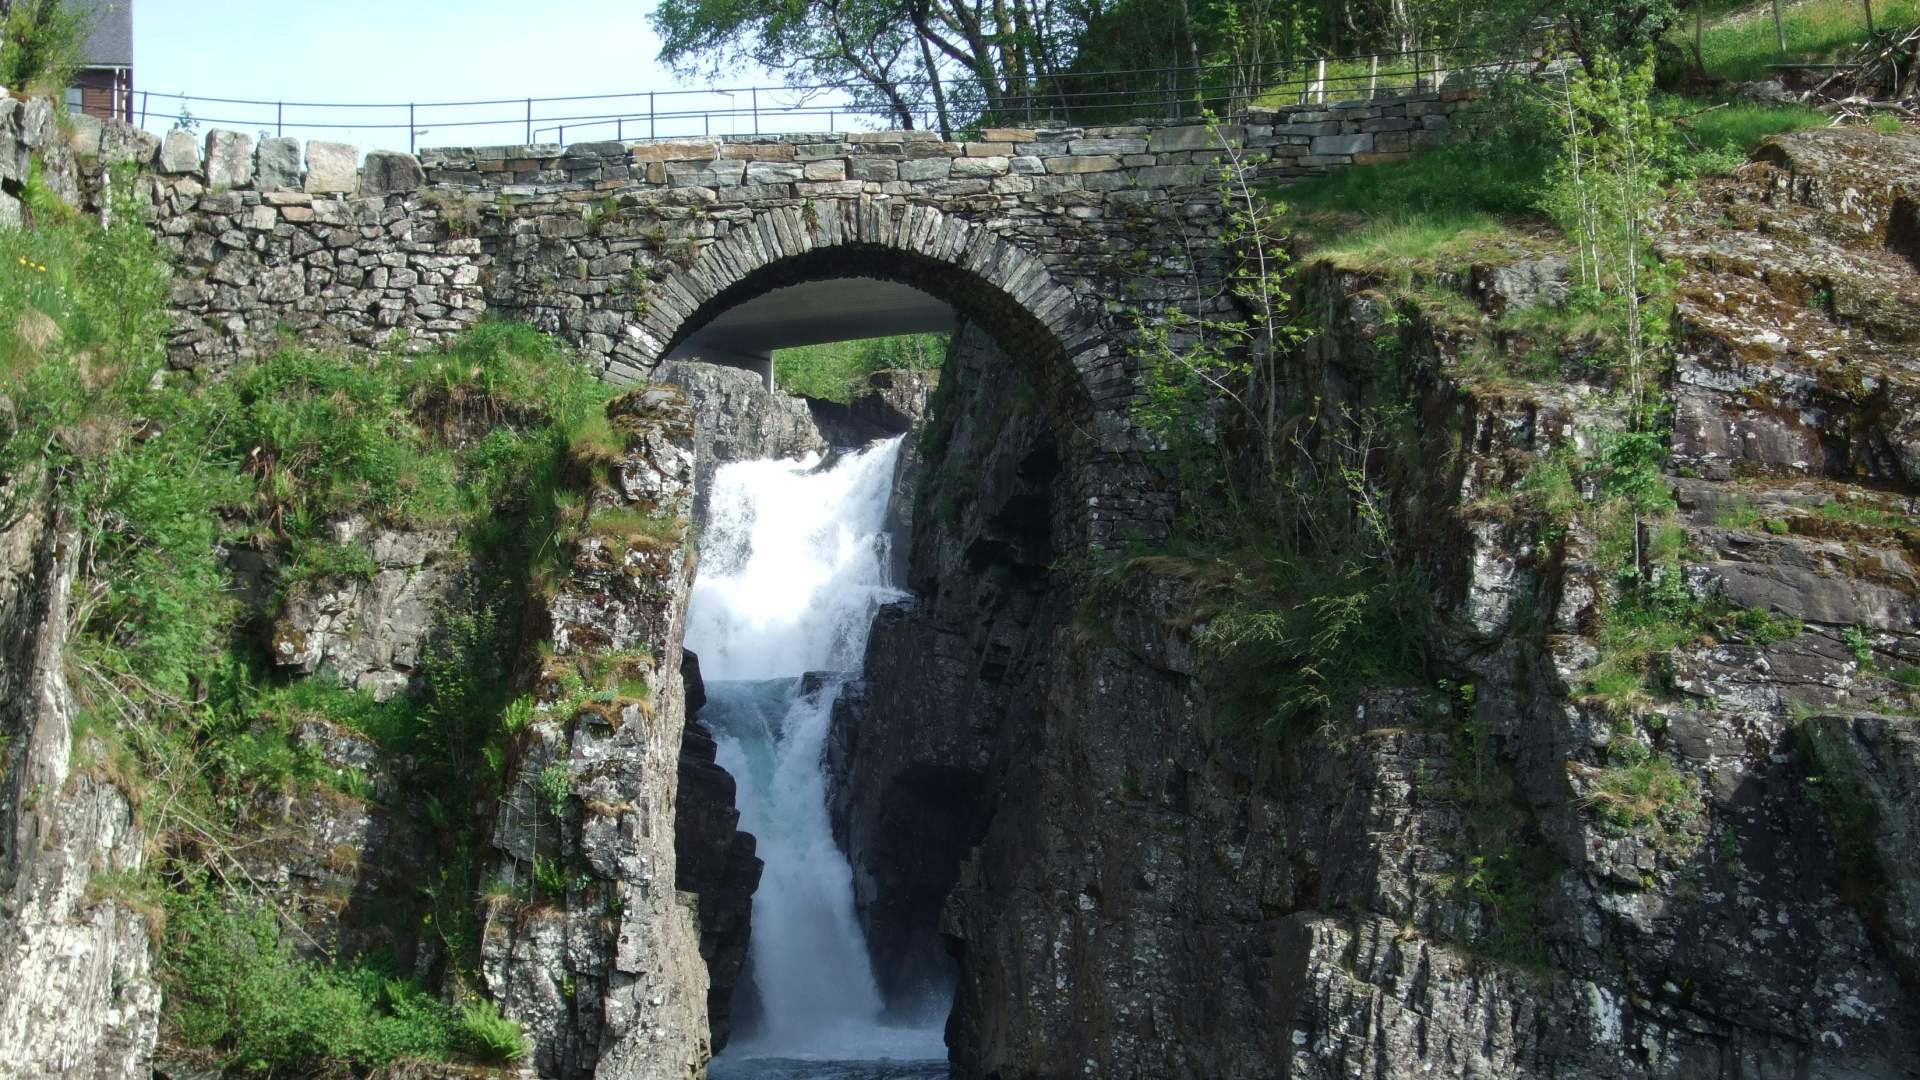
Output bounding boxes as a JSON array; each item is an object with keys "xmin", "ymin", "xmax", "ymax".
[{"xmin": 134, "ymin": 48, "xmax": 1534, "ymax": 154}]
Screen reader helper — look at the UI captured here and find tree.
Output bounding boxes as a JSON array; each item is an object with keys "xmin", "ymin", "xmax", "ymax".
[
  {"xmin": 0, "ymin": 0, "xmax": 92, "ymax": 96},
  {"xmin": 651, "ymin": 0, "xmax": 934, "ymax": 130}
]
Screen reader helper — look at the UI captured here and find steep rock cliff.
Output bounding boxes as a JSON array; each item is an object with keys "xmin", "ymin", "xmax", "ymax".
[
  {"xmin": 480, "ymin": 387, "xmax": 713, "ymax": 1080},
  {"xmin": 827, "ymin": 325, "xmax": 1041, "ymax": 1012},
  {"xmin": 0, "ymin": 489, "xmax": 160, "ymax": 1078},
  {"xmin": 840, "ymin": 129, "xmax": 1920, "ymax": 1079}
]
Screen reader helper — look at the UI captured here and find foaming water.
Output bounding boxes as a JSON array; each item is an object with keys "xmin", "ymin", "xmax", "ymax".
[
  {"xmin": 689, "ymin": 442, "xmax": 908, "ymax": 680},
  {"xmin": 686, "ymin": 437, "xmax": 947, "ymax": 1076}
]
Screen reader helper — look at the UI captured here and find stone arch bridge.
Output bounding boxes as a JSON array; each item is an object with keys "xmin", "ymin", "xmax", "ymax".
[{"xmin": 85, "ymin": 90, "xmax": 1465, "ymax": 543}]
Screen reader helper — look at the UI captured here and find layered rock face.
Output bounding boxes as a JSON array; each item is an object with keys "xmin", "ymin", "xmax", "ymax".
[
  {"xmin": 0, "ymin": 490, "xmax": 160, "ymax": 1077},
  {"xmin": 479, "ymin": 387, "xmax": 715, "ymax": 1079},
  {"xmin": 835, "ymin": 130, "xmax": 1920, "ymax": 1079},
  {"xmin": 827, "ymin": 324, "xmax": 1047, "ymax": 1010}
]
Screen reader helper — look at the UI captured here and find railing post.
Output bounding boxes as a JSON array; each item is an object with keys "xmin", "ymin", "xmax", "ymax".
[
  {"xmin": 752, "ymin": 87, "xmax": 759, "ymax": 134},
  {"xmin": 1369, "ymin": 55, "xmax": 1378, "ymax": 99},
  {"xmin": 139, "ymin": 90, "xmax": 148, "ymax": 128},
  {"xmin": 1316, "ymin": 57, "xmax": 1326, "ymax": 103},
  {"xmin": 559, "ymin": 124, "xmax": 565, "ymax": 145},
  {"xmin": 408, "ymin": 103, "xmax": 415, "ymax": 153},
  {"xmin": 650, "ymin": 92, "xmax": 656, "ymax": 140},
  {"xmin": 525, "ymin": 98, "xmax": 533, "ymax": 144},
  {"xmin": 618, "ymin": 117, "xmax": 624, "ymax": 141},
  {"xmin": 277, "ymin": 101, "xmax": 284, "ymax": 137}
]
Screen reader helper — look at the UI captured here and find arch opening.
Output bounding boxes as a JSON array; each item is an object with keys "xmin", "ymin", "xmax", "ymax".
[{"xmin": 662, "ymin": 212, "xmax": 1083, "ymax": 1071}]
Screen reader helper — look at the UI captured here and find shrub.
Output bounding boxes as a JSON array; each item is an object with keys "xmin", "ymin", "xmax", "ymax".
[
  {"xmin": 1184, "ymin": 553, "xmax": 1429, "ymax": 738},
  {"xmin": 0, "ymin": 0, "xmax": 91, "ymax": 96},
  {"xmin": 459, "ymin": 999, "xmax": 529, "ymax": 1063},
  {"xmin": 163, "ymin": 883, "xmax": 462, "ymax": 1074},
  {"xmin": 537, "ymin": 762, "xmax": 572, "ymax": 818}
]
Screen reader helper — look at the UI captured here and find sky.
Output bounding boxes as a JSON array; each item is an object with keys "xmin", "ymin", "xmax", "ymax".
[{"xmin": 131, "ymin": 0, "xmax": 794, "ymax": 153}]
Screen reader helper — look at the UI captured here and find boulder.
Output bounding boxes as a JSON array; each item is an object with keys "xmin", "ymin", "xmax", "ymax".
[
  {"xmin": 358, "ymin": 150, "xmax": 424, "ymax": 196},
  {"xmin": 155, "ymin": 130, "xmax": 200, "ymax": 174},
  {"xmin": 99, "ymin": 121, "xmax": 159, "ymax": 167},
  {"xmin": 255, "ymin": 137, "xmax": 302, "ymax": 191},
  {"xmin": 304, "ymin": 140, "xmax": 358, "ymax": 194},
  {"xmin": 203, "ymin": 129, "xmax": 254, "ymax": 188}
]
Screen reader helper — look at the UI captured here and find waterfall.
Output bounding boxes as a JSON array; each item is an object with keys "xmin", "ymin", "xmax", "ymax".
[{"xmin": 688, "ymin": 437, "xmax": 948, "ymax": 1075}]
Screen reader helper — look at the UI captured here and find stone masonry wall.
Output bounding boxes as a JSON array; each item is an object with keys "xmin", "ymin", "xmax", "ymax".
[
  {"xmin": 4, "ymin": 90, "xmax": 1467, "ymax": 555},
  {"xmin": 9, "ymin": 89, "xmax": 1468, "ymax": 382}
]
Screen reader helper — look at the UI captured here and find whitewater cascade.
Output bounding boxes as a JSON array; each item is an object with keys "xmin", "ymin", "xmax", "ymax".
[{"xmin": 687, "ymin": 437, "xmax": 948, "ymax": 1073}]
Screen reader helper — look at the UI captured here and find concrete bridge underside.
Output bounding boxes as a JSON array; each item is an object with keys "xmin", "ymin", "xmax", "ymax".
[{"xmin": 664, "ymin": 278, "xmax": 957, "ymax": 388}]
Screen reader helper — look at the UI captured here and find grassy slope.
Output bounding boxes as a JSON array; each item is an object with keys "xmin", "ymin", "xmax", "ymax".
[
  {"xmin": 772, "ymin": 332, "xmax": 946, "ymax": 402},
  {"xmin": 1682, "ymin": 0, "xmax": 1919, "ymax": 80}
]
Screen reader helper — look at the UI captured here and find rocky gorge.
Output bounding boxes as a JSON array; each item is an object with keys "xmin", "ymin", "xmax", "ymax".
[{"xmin": 0, "ymin": 78, "xmax": 1915, "ymax": 1080}]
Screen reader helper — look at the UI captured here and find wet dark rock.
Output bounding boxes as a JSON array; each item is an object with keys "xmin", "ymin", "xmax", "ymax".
[{"xmin": 675, "ymin": 650, "xmax": 761, "ymax": 1053}]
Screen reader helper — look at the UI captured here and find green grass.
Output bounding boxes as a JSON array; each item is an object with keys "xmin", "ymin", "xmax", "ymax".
[
  {"xmin": 773, "ymin": 332, "xmax": 946, "ymax": 403},
  {"xmin": 1306, "ymin": 210, "xmax": 1534, "ymax": 273},
  {"xmin": 163, "ymin": 880, "xmax": 527, "ymax": 1073},
  {"xmin": 1585, "ymin": 752, "xmax": 1706, "ymax": 846},
  {"xmin": 1686, "ymin": 0, "xmax": 1920, "ymax": 81},
  {"xmin": 1816, "ymin": 496, "xmax": 1916, "ymax": 530},
  {"xmin": 1278, "ymin": 138, "xmax": 1553, "ymax": 266},
  {"xmin": 1666, "ymin": 99, "xmax": 1828, "ymax": 176}
]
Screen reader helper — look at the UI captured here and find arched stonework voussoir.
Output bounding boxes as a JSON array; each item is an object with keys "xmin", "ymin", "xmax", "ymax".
[{"xmin": 628, "ymin": 198, "xmax": 1109, "ymax": 433}]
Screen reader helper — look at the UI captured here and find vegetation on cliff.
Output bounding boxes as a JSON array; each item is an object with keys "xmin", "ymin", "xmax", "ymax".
[{"xmin": 0, "ymin": 161, "xmax": 648, "ymax": 1073}]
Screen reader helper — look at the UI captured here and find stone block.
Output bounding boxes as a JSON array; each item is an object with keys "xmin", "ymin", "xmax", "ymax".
[
  {"xmin": 802, "ymin": 159, "xmax": 847, "ymax": 181},
  {"xmin": 981, "ymin": 127, "xmax": 1036, "ymax": 142},
  {"xmin": 848, "ymin": 157, "xmax": 897, "ymax": 182},
  {"xmin": 65, "ymin": 113, "xmax": 102, "ymax": 157},
  {"xmin": 964, "ymin": 142, "xmax": 1014, "ymax": 157},
  {"xmin": 722, "ymin": 142, "xmax": 794, "ymax": 161},
  {"xmin": 1070, "ymin": 137, "xmax": 1148, "ymax": 155},
  {"xmin": 1149, "ymin": 123, "xmax": 1243, "ymax": 152},
  {"xmin": 950, "ymin": 156, "xmax": 1009, "ymax": 179},
  {"xmin": 849, "ymin": 129, "xmax": 937, "ymax": 143},
  {"xmin": 257, "ymin": 137, "xmax": 302, "ymax": 191},
  {"xmin": 632, "ymin": 138, "xmax": 720, "ymax": 162},
  {"xmin": 898, "ymin": 158, "xmax": 949, "ymax": 182},
  {"xmin": 1133, "ymin": 164, "xmax": 1206, "ymax": 188},
  {"xmin": 305, "ymin": 140, "xmax": 359, "ymax": 193},
  {"xmin": 1009, "ymin": 156, "xmax": 1045, "ymax": 175},
  {"xmin": 101, "ymin": 122, "xmax": 160, "ymax": 167},
  {"xmin": 1043, "ymin": 155, "xmax": 1122, "ymax": 174},
  {"xmin": 360, "ymin": 151, "xmax": 425, "ymax": 196},
  {"xmin": 744, "ymin": 160, "xmax": 803, "ymax": 184},
  {"xmin": 665, "ymin": 161, "xmax": 745, "ymax": 187},
  {"xmin": 1365, "ymin": 117, "xmax": 1420, "ymax": 133},
  {"xmin": 1310, "ymin": 132, "xmax": 1373, "ymax": 156},
  {"xmin": 204, "ymin": 129, "xmax": 255, "ymax": 188},
  {"xmin": 1374, "ymin": 130, "xmax": 1411, "ymax": 154},
  {"xmin": 156, "ymin": 129, "xmax": 200, "ymax": 173}
]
